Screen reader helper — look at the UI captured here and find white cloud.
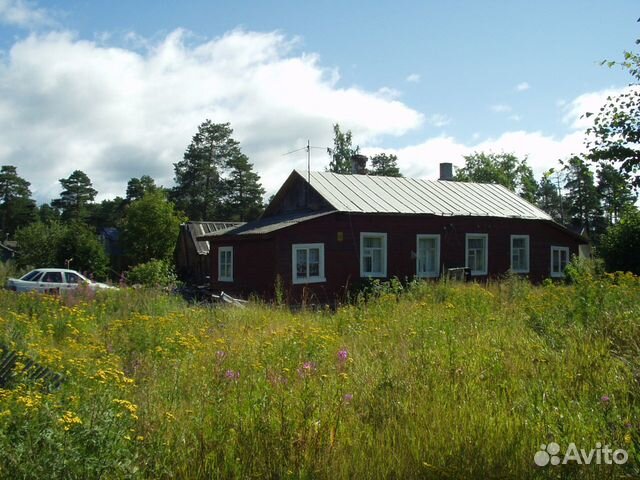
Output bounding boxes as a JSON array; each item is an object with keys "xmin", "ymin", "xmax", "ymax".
[
  {"xmin": 490, "ymin": 104, "xmax": 512, "ymax": 113},
  {"xmin": 509, "ymin": 114, "xmax": 521, "ymax": 122},
  {"xmin": 0, "ymin": 0, "xmax": 52, "ymax": 28},
  {"xmin": 561, "ymin": 86, "xmax": 639, "ymax": 130},
  {"xmin": 0, "ymin": 28, "xmax": 423, "ymax": 201},
  {"xmin": 406, "ymin": 73, "xmax": 420, "ymax": 83},
  {"xmin": 425, "ymin": 113, "xmax": 451, "ymax": 128},
  {"xmin": 515, "ymin": 82, "xmax": 530, "ymax": 92},
  {"xmin": 363, "ymin": 130, "xmax": 585, "ymax": 182}
]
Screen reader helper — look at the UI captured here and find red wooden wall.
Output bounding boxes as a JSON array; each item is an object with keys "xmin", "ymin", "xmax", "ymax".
[{"xmin": 209, "ymin": 212, "xmax": 584, "ymax": 302}]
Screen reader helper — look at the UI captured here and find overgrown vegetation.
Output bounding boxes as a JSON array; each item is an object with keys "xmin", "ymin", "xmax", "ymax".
[{"xmin": 0, "ymin": 275, "xmax": 638, "ymax": 479}]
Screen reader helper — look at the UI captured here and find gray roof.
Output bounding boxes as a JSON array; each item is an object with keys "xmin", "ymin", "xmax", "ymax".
[
  {"xmin": 302, "ymin": 170, "xmax": 552, "ymax": 220},
  {"xmin": 184, "ymin": 221, "xmax": 245, "ymax": 254},
  {"xmin": 199, "ymin": 211, "xmax": 334, "ymax": 238}
]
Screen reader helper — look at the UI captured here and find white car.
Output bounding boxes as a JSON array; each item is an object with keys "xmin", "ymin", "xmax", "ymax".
[{"xmin": 6, "ymin": 268, "xmax": 114, "ymax": 293}]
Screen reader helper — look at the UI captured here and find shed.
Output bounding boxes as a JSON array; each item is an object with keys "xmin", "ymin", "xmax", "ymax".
[{"xmin": 175, "ymin": 221, "xmax": 244, "ymax": 285}]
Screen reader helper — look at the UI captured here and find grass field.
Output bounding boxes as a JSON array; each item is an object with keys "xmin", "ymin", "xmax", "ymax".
[{"xmin": 0, "ymin": 273, "xmax": 638, "ymax": 479}]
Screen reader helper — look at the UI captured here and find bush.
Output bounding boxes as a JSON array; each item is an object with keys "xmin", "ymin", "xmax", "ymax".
[
  {"xmin": 599, "ymin": 208, "xmax": 640, "ymax": 274},
  {"xmin": 125, "ymin": 259, "xmax": 177, "ymax": 287},
  {"xmin": 564, "ymin": 255, "xmax": 605, "ymax": 284}
]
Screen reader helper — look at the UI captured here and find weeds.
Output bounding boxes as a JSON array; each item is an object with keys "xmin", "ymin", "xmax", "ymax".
[{"xmin": 0, "ymin": 275, "xmax": 638, "ymax": 479}]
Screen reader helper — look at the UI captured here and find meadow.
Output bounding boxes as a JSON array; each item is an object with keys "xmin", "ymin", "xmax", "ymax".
[{"xmin": 0, "ymin": 272, "xmax": 638, "ymax": 479}]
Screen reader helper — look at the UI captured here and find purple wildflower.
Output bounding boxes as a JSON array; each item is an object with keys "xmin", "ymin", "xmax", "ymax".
[
  {"xmin": 343, "ymin": 393, "xmax": 353, "ymax": 403},
  {"xmin": 337, "ymin": 349, "xmax": 349, "ymax": 362},
  {"xmin": 225, "ymin": 370, "xmax": 240, "ymax": 381},
  {"xmin": 216, "ymin": 350, "xmax": 226, "ymax": 361},
  {"xmin": 297, "ymin": 361, "xmax": 317, "ymax": 377},
  {"xmin": 601, "ymin": 395, "xmax": 610, "ymax": 404}
]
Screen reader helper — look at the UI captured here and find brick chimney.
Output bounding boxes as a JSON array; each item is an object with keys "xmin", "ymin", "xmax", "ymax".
[
  {"xmin": 439, "ymin": 162, "xmax": 453, "ymax": 181},
  {"xmin": 350, "ymin": 154, "xmax": 368, "ymax": 175}
]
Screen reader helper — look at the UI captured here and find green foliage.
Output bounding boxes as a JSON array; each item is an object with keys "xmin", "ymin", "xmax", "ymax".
[
  {"xmin": 126, "ymin": 175, "xmax": 158, "ymax": 202},
  {"xmin": 121, "ymin": 190, "xmax": 184, "ymax": 265},
  {"xmin": 327, "ymin": 123, "xmax": 360, "ymax": 174},
  {"xmin": 172, "ymin": 120, "xmax": 254, "ymax": 221},
  {"xmin": 56, "ymin": 222, "xmax": 109, "ymax": 279},
  {"xmin": 52, "ymin": 170, "xmax": 98, "ymax": 221},
  {"xmin": 125, "ymin": 259, "xmax": 177, "ymax": 287},
  {"xmin": 586, "ymin": 38, "xmax": 640, "ymax": 188},
  {"xmin": 14, "ymin": 221, "xmax": 67, "ymax": 268},
  {"xmin": 0, "ymin": 165, "xmax": 37, "ymax": 237},
  {"xmin": 89, "ymin": 196, "xmax": 127, "ymax": 231},
  {"xmin": 562, "ymin": 156, "xmax": 604, "ymax": 237},
  {"xmin": 368, "ymin": 153, "xmax": 402, "ymax": 177},
  {"xmin": 0, "ymin": 279, "xmax": 639, "ymax": 478},
  {"xmin": 454, "ymin": 152, "xmax": 537, "ymax": 201},
  {"xmin": 14, "ymin": 221, "xmax": 109, "ymax": 279},
  {"xmin": 564, "ymin": 255, "xmax": 606, "ymax": 284},
  {"xmin": 596, "ymin": 164, "xmax": 637, "ymax": 224},
  {"xmin": 598, "ymin": 207, "xmax": 640, "ymax": 274},
  {"xmin": 221, "ymin": 154, "xmax": 265, "ymax": 221},
  {"xmin": 37, "ymin": 203, "xmax": 60, "ymax": 224},
  {"xmin": 535, "ymin": 170, "xmax": 565, "ymax": 222}
]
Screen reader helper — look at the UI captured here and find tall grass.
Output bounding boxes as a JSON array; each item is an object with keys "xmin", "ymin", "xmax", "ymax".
[{"xmin": 0, "ymin": 274, "xmax": 638, "ymax": 479}]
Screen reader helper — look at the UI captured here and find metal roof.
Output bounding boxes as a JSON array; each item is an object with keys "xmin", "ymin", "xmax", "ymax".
[
  {"xmin": 198, "ymin": 211, "xmax": 335, "ymax": 238},
  {"xmin": 184, "ymin": 221, "xmax": 245, "ymax": 254},
  {"xmin": 301, "ymin": 170, "xmax": 552, "ymax": 220}
]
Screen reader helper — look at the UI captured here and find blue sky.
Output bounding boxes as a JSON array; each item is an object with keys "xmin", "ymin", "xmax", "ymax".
[{"xmin": 0, "ymin": 0, "xmax": 637, "ymax": 201}]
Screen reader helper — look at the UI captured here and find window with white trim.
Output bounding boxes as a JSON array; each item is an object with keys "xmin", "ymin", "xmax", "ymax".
[
  {"xmin": 465, "ymin": 233, "xmax": 488, "ymax": 276},
  {"xmin": 218, "ymin": 246, "xmax": 233, "ymax": 282},
  {"xmin": 292, "ymin": 243, "xmax": 325, "ymax": 284},
  {"xmin": 550, "ymin": 246, "xmax": 570, "ymax": 278},
  {"xmin": 360, "ymin": 233, "xmax": 387, "ymax": 278},
  {"xmin": 416, "ymin": 234, "xmax": 440, "ymax": 278},
  {"xmin": 510, "ymin": 235, "xmax": 530, "ymax": 273}
]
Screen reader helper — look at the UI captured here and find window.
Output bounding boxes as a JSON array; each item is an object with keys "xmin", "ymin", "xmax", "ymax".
[
  {"xmin": 360, "ymin": 233, "xmax": 387, "ymax": 277},
  {"xmin": 465, "ymin": 234, "xmax": 488, "ymax": 276},
  {"xmin": 416, "ymin": 234, "xmax": 440, "ymax": 278},
  {"xmin": 292, "ymin": 243, "xmax": 325, "ymax": 284},
  {"xmin": 42, "ymin": 271, "xmax": 63, "ymax": 283},
  {"xmin": 21, "ymin": 270, "xmax": 42, "ymax": 281},
  {"xmin": 218, "ymin": 247, "xmax": 233, "ymax": 282},
  {"xmin": 510, "ymin": 235, "xmax": 530, "ymax": 273},
  {"xmin": 550, "ymin": 246, "xmax": 570, "ymax": 278},
  {"xmin": 65, "ymin": 272, "xmax": 81, "ymax": 284}
]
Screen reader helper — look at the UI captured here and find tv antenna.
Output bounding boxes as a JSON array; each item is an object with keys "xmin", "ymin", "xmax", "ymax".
[{"xmin": 282, "ymin": 140, "xmax": 327, "ymax": 184}]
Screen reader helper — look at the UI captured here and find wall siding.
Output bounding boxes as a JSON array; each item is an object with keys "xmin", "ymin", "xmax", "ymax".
[{"xmin": 209, "ymin": 213, "xmax": 583, "ymax": 301}]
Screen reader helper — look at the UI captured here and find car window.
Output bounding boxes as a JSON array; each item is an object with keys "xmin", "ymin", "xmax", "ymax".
[
  {"xmin": 65, "ymin": 272, "xmax": 81, "ymax": 284},
  {"xmin": 21, "ymin": 270, "xmax": 42, "ymax": 281},
  {"xmin": 42, "ymin": 272, "xmax": 63, "ymax": 283}
]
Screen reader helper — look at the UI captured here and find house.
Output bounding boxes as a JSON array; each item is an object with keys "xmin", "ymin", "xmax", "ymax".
[
  {"xmin": 199, "ymin": 163, "xmax": 588, "ymax": 302},
  {"xmin": 175, "ymin": 221, "xmax": 244, "ymax": 285}
]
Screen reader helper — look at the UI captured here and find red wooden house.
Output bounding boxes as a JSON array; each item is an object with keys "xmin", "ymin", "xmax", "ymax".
[{"xmin": 200, "ymin": 164, "xmax": 587, "ymax": 302}]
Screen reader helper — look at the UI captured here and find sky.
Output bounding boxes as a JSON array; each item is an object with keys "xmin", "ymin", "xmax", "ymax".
[{"xmin": 0, "ymin": 0, "xmax": 638, "ymax": 203}]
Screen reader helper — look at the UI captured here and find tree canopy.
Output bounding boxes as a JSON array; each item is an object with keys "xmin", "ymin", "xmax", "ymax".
[
  {"xmin": 0, "ymin": 165, "xmax": 36, "ymax": 237},
  {"xmin": 327, "ymin": 124, "xmax": 360, "ymax": 174},
  {"xmin": 52, "ymin": 170, "xmax": 98, "ymax": 221},
  {"xmin": 121, "ymin": 190, "xmax": 185, "ymax": 265},
  {"xmin": 454, "ymin": 152, "xmax": 537, "ymax": 201},
  {"xmin": 368, "ymin": 153, "xmax": 402, "ymax": 177},
  {"xmin": 586, "ymin": 37, "xmax": 640, "ymax": 188}
]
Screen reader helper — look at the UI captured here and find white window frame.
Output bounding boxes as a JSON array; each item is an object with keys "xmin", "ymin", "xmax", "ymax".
[
  {"xmin": 465, "ymin": 233, "xmax": 488, "ymax": 276},
  {"xmin": 360, "ymin": 232, "xmax": 387, "ymax": 278},
  {"xmin": 416, "ymin": 234, "xmax": 441, "ymax": 278},
  {"xmin": 218, "ymin": 246, "xmax": 233, "ymax": 282},
  {"xmin": 510, "ymin": 235, "xmax": 530, "ymax": 274},
  {"xmin": 550, "ymin": 246, "xmax": 570, "ymax": 278},
  {"xmin": 292, "ymin": 243, "xmax": 326, "ymax": 284}
]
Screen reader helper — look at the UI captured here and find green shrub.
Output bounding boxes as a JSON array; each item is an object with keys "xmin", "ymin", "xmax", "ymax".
[{"xmin": 125, "ymin": 259, "xmax": 177, "ymax": 287}]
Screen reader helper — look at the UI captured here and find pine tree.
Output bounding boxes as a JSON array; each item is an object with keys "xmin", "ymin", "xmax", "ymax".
[
  {"xmin": 0, "ymin": 165, "xmax": 36, "ymax": 237},
  {"xmin": 535, "ymin": 172, "xmax": 565, "ymax": 223},
  {"xmin": 369, "ymin": 153, "xmax": 402, "ymax": 177},
  {"xmin": 172, "ymin": 121, "xmax": 242, "ymax": 220},
  {"xmin": 222, "ymin": 155, "xmax": 265, "ymax": 221},
  {"xmin": 126, "ymin": 175, "xmax": 158, "ymax": 202},
  {"xmin": 596, "ymin": 164, "xmax": 637, "ymax": 224},
  {"xmin": 563, "ymin": 156, "xmax": 603, "ymax": 236},
  {"xmin": 52, "ymin": 170, "xmax": 98, "ymax": 221}
]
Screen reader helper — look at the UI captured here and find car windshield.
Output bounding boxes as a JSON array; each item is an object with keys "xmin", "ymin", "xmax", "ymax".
[{"xmin": 20, "ymin": 270, "xmax": 43, "ymax": 281}]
